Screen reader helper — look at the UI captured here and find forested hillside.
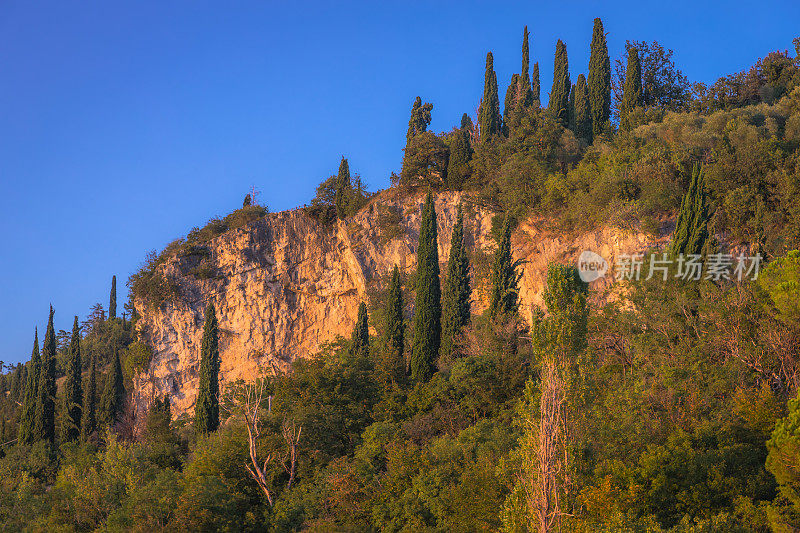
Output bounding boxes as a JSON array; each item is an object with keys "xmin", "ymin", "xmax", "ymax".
[{"xmin": 2, "ymin": 19, "xmax": 800, "ymax": 532}]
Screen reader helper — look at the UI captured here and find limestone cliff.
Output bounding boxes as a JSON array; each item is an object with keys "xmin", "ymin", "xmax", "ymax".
[{"xmin": 132, "ymin": 190, "xmax": 667, "ymax": 420}]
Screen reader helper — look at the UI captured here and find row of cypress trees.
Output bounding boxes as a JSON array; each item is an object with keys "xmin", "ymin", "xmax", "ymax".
[{"xmin": 17, "ymin": 295, "xmax": 126, "ymax": 446}]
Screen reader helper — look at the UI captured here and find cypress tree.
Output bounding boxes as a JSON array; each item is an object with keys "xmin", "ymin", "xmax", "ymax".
[
  {"xmin": 461, "ymin": 113, "xmax": 473, "ymax": 132},
  {"xmin": 109, "ymin": 275, "xmax": 117, "ymax": 320},
  {"xmin": 620, "ymin": 47, "xmax": 643, "ymax": 131},
  {"xmin": 488, "ymin": 215, "xmax": 522, "ymax": 317},
  {"xmin": 588, "ymin": 17, "xmax": 611, "ymax": 139},
  {"xmin": 548, "ymin": 40, "xmax": 571, "ymax": 126},
  {"xmin": 503, "ymin": 73, "xmax": 520, "ymax": 136},
  {"xmin": 406, "ymin": 96, "xmax": 433, "ymax": 145},
  {"xmin": 410, "ymin": 192, "xmax": 441, "ymax": 382},
  {"xmin": 568, "ymin": 82, "xmax": 577, "ymax": 131},
  {"xmin": 478, "ymin": 52, "xmax": 502, "ymax": 140},
  {"xmin": 520, "ymin": 26, "xmax": 533, "ymax": 107},
  {"xmin": 573, "ymin": 74, "xmax": 592, "ymax": 141},
  {"xmin": 445, "ymin": 126, "xmax": 472, "ymax": 190},
  {"xmin": 17, "ymin": 329, "xmax": 40, "ymax": 445},
  {"xmin": 351, "ymin": 302, "xmax": 370, "ymax": 359},
  {"xmin": 532, "ymin": 62, "xmax": 541, "ymax": 106},
  {"xmin": 335, "ymin": 157, "xmax": 351, "ymax": 220},
  {"xmin": 669, "ymin": 164, "xmax": 710, "ymax": 257},
  {"xmin": 81, "ymin": 352, "xmax": 97, "ymax": 440},
  {"xmin": 100, "ymin": 349, "xmax": 125, "ymax": 428},
  {"xmin": 440, "ymin": 205, "xmax": 471, "ymax": 361},
  {"xmin": 383, "ymin": 265, "xmax": 405, "ymax": 384},
  {"xmin": 195, "ymin": 303, "xmax": 220, "ymax": 434},
  {"xmin": 34, "ymin": 306, "xmax": 56, "ymax": 443},
  {"xmin": 61, "ymin": 316, "xmax": 82, "ymax": 442}
]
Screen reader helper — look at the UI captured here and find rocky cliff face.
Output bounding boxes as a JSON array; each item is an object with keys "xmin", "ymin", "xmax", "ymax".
[{"xmin": 132, "ymin": 190, "xmax": 667, "ymax": 420}]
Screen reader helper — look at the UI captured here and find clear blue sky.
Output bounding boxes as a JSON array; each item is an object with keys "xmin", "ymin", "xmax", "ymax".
[{"xmin": 2, "ymin": 0, "xmax": 798, "ymax": 366}]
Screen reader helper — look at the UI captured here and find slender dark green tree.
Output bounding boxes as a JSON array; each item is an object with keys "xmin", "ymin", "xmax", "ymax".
[
  {"xmin": 669, "ymin": 164, "xmax": 710, "ymax": 257},
  {"xmin": 520, "ymin": 26, "xmax": 533, "ymax": 108},
  {"xmin": 406, "ymin": 96, "xmax": 433, "ymax": 145},
  {"xmin": 61, "ymin": 316, "xmax": 82, "ymax": 442},
  {"xmin": 335, "ymin": 157, "xmax": 351, "ymax": 220},
  {"xmin": 478, "ymin": 52, "xmax": 502, "ymax": 140},
  {"xmin": 588, "ymin": 17, "xmax": 611, "ymax": 139},
  {"xmin": 34, "ymin": 306, "xmax": 56, "ymax": 443},
  {"xmin": 440, "ymin": 205, "xmax": 471, "ymax": 361},
  {"xmin": 573, "ymin": 74, "xmax": 592, "ymax": 140},
  {"xmin": 620, "ymin": 47, "xmax": 643, "ymax": 130},
  {"xmin": 568, "ymin": 82, "xmax": 577, "ymax": 131},
  {"xmin": 445, "ymin": 126, "xmax": 472, "ymax": 190},
  {"xmin": 81, "ymin": 352, "xmax": 97, "ymax": 440},
  {"xmin": 503, "ymin": 73, "xmax": 520, "ymax": 136},
  {"xmin": 101, "ymin": 349, "xmax": 125, "ymax": 428},
  {"xmin": 548, "ymin": 40, "xmax": 571, "ymax": 126},
  {"xmin": 351, "ymin": 302, "xmax": 370, "ymax": 359},
  {"xmin": 411, "ymin": 192, "xmax": 441, "ymax": 382},
  {"xmin": 195, "ymin": 303, "xmax": 220, "ymax": 434},
  {"xmin": 383, "ymin": 265, "xmax": 405, "ymax": 384},
  {"xmin": 17, "ymin": 329, "xmax": 40, "ymax": 445},
  {"xmin": 461, "ymin": 113, "xmax": 473, "ymax": 131},
  {"xmin": 488, "ymin": 216, "xmax": 522, "ymax": 317},
  {"xmin": 109, "ymin": 275, "xmax": 117, "ymax": 320},
  {"xmin": 532, "ymin": 62, "xmax": 541, "ymax": 106}
]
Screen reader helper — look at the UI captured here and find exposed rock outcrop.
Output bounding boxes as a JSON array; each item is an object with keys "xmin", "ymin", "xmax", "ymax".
[{"xmin": 132, "ymin": 190, "xmax": 667, "ymax": 419}]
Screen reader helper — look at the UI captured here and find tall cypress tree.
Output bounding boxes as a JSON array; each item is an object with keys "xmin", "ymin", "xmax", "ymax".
[
  {"xmin": 351, "ymin": 302, "xmax": 370, "ymax": 359},
  {"xmin": 406, "ymin": 96, "xmax": 433, "ymax": 146},
  {"xmin": 109, "ymin": 275, "xmax": 117, "ymax": 320},
  {"xmin": 195, "ymin": 303, "xmax": 220, "ymax": 434},
  {"xmin": 335, "ymin": 157, "xmax": 351, "ymax": 220},
  {"xmin": 503, "ymin": 73, "xmax": 520, "ymax": 136},
  {"xmin": 17, "ymin": 329, "xmax": 40, "ymax": 445},
  {"xmin": 520, "ymin": 26, "xmax": 533, "ymax": 108},
  {"xmin": 532, "ymin": 62, "xmax": 541, "ymax": 107},
  {"xmin": 34, "ymin": 306, "xmax": 56, "ymax": 443},
  {"xmin": 488, "ymin": 216, "xmax": 521, "ymax": 317},
  {"xmin": 620, "ymin": 47, "xmax": 643, "ymax": 131},
  {"xmin": 588, "ymin": 17, "xmax": 611, "ymax": 139},
  {"xmin": 478, "ymin": 52, "xmax": 501, "ymax": 140},
  {"xmin": 461, "ymin": 113, "xmax": 473, "ymax": 132},
  {"xmin": 445, "ymin": 126, "xmax": 472, "ymax": 190},
  {"xmin": 573, "ymin": 74, "xmax": 592, "ymax": 141},
  {"xmin": 383, "ymin": 265, "xmax": 405, "ymax": 384},
  {"xmin": 411, "ymin": 192, "xmax": 441, "ymax": 382},
  {"xmin": 440, "ymin": 205, "xmax": 471, "ymax": 361},
  {"xmin": 101, "ymin": 349, "xmax": 125, "ymax": 428},
  {"xmin": 548, "ymin": 40, "xmax": 571, "ymax": 126},
  {"xmin": 61, "ymin": 316, "xmax": 82, "ymax": 442},
  {"xmin": 81, "ymin": 352, "xmax": 97, "ymax": 440},
  {"xmin": 669, "ymin": 164, "xmax": 710, "ymax": 257}
]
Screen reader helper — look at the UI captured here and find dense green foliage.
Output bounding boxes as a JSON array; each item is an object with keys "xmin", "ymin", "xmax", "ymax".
[
  {"xmin": 195, "ymin": 304, "xmax": 220, "ymax": 434},
  {"xmin": 479, "ymin": 52, "xmax": 502, "ymax": 140},
  {"xmin": 620, "ymin": 46, "xmax": 643, "ymax": 130},
  {"xmin": 588, "ymin": 17, "xmax": 611, "ymax": 138},
  {"xmin": 488, "ymin": 215, "xmax": 521, "ymax": 317},
  {"xmin": 572, "ymin": 73, "xmax": 591, "ymax": 141},
  {"xmin": 548, "ymin": 39, "xmax": 571, "ymax": 126},
  {"xmin": 410, "ymin": 192, "xmax": 441, "ymax": 382},
  {"xmin": 100, "ymin": 349, "xmax": 125, "ymax": 429},
  {"xmin": 34, "ymin": 307, "xmax": 57, "ymax": 444},
  {"xmin": 669, "ymin": 163, "xmax": 710, "ymax": 257},
  {"xmin": 351, "ymin": 302, "xmax": 370, "ymax": 359},
  {"xmin": 380, "ymin": 265, "xmax": 406, "ymax": 385},
  {"xmin": 61, "ymin": 316, "xmax": 82, "ymax": 442},
  {"xmin": 17, "ymin": 329, "xmax": 40, "ymax": 445},
  {"xmin": 440, "ymin": 205, "xmax": 471, "ymax": 362}
]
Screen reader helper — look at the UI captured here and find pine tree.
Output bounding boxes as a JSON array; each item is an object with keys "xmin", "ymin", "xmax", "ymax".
[
  {"xmin": 383, "ymin": 265, "xmax": 405, "ymax": 384},
  {"xmin": 61, "ymin": 316, "xmax": 82, "ymax": 442},
  {"xmin": 101, "ymin": 349, "xmax": 125, "ymax": 428},
  {"xmin": 478, "ymin": 52, "xmax": 502, "ymax": 140},
  {"xmin": 81, "ymin": 352, "xmax": 97, "ymax": 440},
  {"xmin": 669, "ymin": 164, "xmax": 710, "ymax": 257},
  {"xmin": 488, "ymin": 216, "xmax": 522, "ymax": 317},
  {"xmin": 440, "ymin": 205, "xmax": 471, "ymax": 361},
  {"xmin": 620, "ymin": 47, "xmax": 643, "ymax": 131},
  {"xmin": 34, "ymin": 306, "xmax": 57, "ymax": 443},
  {"xmin": 351, "ymin": 302, "xmax": 369, "ymax": 359},
  {"xmin": 588, "ymin": 17, "xmax": 611, "ymax": 139},
  {"xmin": 411, "ymin": 192, "xmax": 441, "ymax": 382},
  {"xmin": 195, "ymin": 303, "xmax": 220, "ymax": 434},
  {"xmin": 532, "ymin": 62, "xmax": 541, "ymax": 107},
  {"xmin": 503, "ymin": 73, "xmax": 520, "ymax": 136},
  {"xmin": 335, "ymin": 157, "xmax": 351, "ymax": 220},
  {"xmin": 17, "ymin": 329, "xmax": 40, "ymax": 445},
  {"xmin": 406, "ymin": 96, "xmax": 433, "ymax": 145},
  {"xmin": 548, "ymin": 40, "xmax": 571, "ymax": 126},
  {"xmin": 520, "ymin": 26, "xmax": 533, "ymax": 108},
  {"xmin": 109, "ymin": 275, "xmax": 117, "ymax": 320},
  {"xmin": 573, "ymin": 74, "xmax": 592, "ymax": 141}
]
